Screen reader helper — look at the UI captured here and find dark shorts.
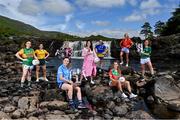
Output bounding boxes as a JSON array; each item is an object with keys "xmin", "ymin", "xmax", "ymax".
[
  {"xmin": 98, "ymin": 57, "xmax": 104, "ymax": 60},
  {"xmin": 39, "ymin": 59, "xmax": 46, "ymax": 66}
]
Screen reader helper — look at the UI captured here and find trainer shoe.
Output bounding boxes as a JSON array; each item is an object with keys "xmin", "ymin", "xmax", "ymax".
[
  {"xmin": 121, "ymin": 93, "xmax": 128, "ymax": 98},
  {"xmin": 125, "ymin": 64, "xmax": 128, "ymax": 67},
  {"xmin": 90, "ymin": 80, "xmax": 95, "ymax": 84},
  {"xmin": 78, "ymin": 103, "xmax": 86, "ymax": 109},
  {"xmin": 36, "ymin": 78, "xmax": 39, "ymax": 82},
  {"xmin": 120, "ymin": 62, "xmax": 124, "ymax": 65},
  {"xmin": 44, "ymin": 78, "xmax": 49, "ymax": 82},
  {"xmin": 129, "ymin": 93, "xmax": 137, "ymax": 98}
]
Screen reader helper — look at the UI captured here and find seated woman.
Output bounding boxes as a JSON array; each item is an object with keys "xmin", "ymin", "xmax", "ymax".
[
  {"xmin": 57, "ymin": 57, "xmax": 86, "ymax": 110},
  {"xmin": 109, "ymin": 61, "xmax": 137, "ymax": 98}
]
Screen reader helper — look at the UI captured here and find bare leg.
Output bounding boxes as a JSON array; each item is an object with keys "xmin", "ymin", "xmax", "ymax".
[
  {"xmin": 27, "ymin": 69, "xmax": 32, "ymax": 86},
  {"xmin": 117, "ymin": 81, "xmax": 123, "ymax": 92},
  {"xmin": 42, "ymin": 65, "xmax": 47, "ymax": 80},
  {"xmin": 125, "ymin": 81, "xmax": 131, "ymax": 93},
  {"xmin": 75, "ymin": 86, "xmax": 82, "ymax": 101},
  {"xmin": 147, "ymin": 61, "xmax": 154, "ymax": 75},
  {"xmin": 36, "ymin": 65, "xmax": 40, "ymax": 80},
  {"xmin": 61, "ymin": 83, "xmax": 73, "ymax": 100},
  {"xmin": 126, "ymin": 53, "xmax": 129, "ymax": 65},
  {"xmin": 120, "ymin": 51, "xmax": 124, "ymax": 63},
  {"xmin": 21, "ymin": 66, "xmax": 28, "ymax": 87},
  {"xmin": 141, "ymin": 64, "xmax": 145, "ymax": 77}
]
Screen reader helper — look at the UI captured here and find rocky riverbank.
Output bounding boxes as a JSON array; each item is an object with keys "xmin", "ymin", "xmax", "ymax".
[
  {"xmin": 0, "ymin": 34, "xmax": 180, "ymax": 119},
  {"xmin": 0, "ymin": 55, "xmax": 180, "ymax": 119}
]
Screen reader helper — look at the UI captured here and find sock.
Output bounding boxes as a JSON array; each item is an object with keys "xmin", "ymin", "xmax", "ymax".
[
  {"xmin": 78, "ymin": 100, "xmax": 83, "ymax": 104},
  {"xmin": 21, "ymin": 82, "xmax": 24, "ymax": 87},
  {"xmin": 28, "ymin": 81, "xmax": 31, "ymax": 87},
  {"xmin": 69, "ymin": 99, "xmax": 74, "ymax": 105}
]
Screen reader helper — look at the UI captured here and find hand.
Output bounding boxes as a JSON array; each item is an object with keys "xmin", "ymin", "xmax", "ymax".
[
  {"xmin": 73, "ymin": 83, "xmax": 78, "ymax": 87},
  {"xmin": 68, "ymin": 81, "xmax": 73, "ymax": 84}
]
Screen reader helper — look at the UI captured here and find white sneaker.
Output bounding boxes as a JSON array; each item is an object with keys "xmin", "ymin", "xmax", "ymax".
[
  {"xmin": 36, "ymin": 79, "xmax": 39, "ymax": 82},
  {"xmin": 129, "ymin": 93, "xmax": 137, "ymax": 98},
  {"xmin": 90, "ymin": 80, "xmax": 95, "ymax": 84},
  {"xmin": 120, "ymin": 62, "xmax": 124, "ymax": 65},
  {"xmin": 126, "ymin": 64, "xmax": 128, "ymax": 67},
  {"xmin": 44, "ymin": 78, "xmax": 49, "ymax": 82},
  {"xmin": 121, "ymin": 93, "xmax": 128, "ymax": 98}
]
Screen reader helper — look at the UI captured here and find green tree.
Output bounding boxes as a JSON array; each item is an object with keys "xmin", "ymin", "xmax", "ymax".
[
  {"xmin": 154, "ymin": 21, "xmax": 165, "ymax": 36},
  {"xmin": 140, "ymin": 22, "xmax": 153, "ymax": 39},
  {"xmin": 161, "ymin": 5, "xmax": 180, "ymax": 35}
]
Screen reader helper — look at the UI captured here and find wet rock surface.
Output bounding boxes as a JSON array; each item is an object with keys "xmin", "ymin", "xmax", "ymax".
[{"xmin": 0, "ymin": 36, "xmax": 180, "ymax": 119}]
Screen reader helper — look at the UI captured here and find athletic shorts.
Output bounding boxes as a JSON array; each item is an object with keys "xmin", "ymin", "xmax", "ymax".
[
  {"xmin": 58, "ymin": 83, "xmax": 64, "ymax": 89},
  {"xmin": 39, "ymin": 59, "xmax": 46, "ymax": 66},
  {"xmin": 23, "ymin": 64, "xmax": 34, "ymax": 70},
  {"xmin": 121, "ymin": 47, "xmax": 129, "ymax": 53},
  {"xmin": 97, "ymin": 53, "xmax": 104, "ymax": 60},
  {"xmin": 140, "ymin": 57, "xmax": 151, "ymax": 64}
]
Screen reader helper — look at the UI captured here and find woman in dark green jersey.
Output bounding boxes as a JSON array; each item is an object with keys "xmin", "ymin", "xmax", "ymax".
[
  {"xmin": 15, "ymin": 41, "xmax": 37, "ymax": 88},
  {"xmin": 140, "ymin": 40, "xmax": 154, "ymax": 78}
]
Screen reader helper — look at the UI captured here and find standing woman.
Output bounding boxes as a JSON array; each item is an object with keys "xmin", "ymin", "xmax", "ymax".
[
  {"xmin": 64, "ymin": 42, "xmax": 72, "ymax": 58},
  {"xmin": 15, "ymin": 41, "xmax": 37, "ymax": 88},
  {"xmin": 80, "ymin": 41, "xmax": 97, "ymax": 84},
  {"xmin": 140, "ymin": 40, "xmax": 154, "ymax": 79},
  {"xmin": 120, "ymin": 33, "xmax": 133, "ymax": 67},
  {"xmin": 35, "ymin": 43, "xmax": 49, "ymax": 82}
]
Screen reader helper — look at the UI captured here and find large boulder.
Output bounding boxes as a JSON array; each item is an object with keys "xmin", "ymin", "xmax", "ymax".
[
  {"xmin": 40, "ymin": 100, "xmax": 68, "ymax": 111},
  {"xmin": 154, "ymin": 75, "xmax": 180, "ymax": 102},
  {"xmin": 4, "ymin": 104, "xmax": 16, "ymax": 113},
  {"xmin": 45, "ymin": 114, "xmax": 71, "ymax": 120},
  {"xmin": 0, "ymin": 111, "xmax": 11, "ymax": 119},
  {"xmin": 112, "ymin": 104, "xmax": 128, "ymax": 117},
  {"xmin": 126, "ymin": 110, "xmax": 154, "ymax": 119},
  {"xmin": 18, "ymin": 97, "xmax": 29, "ymax": 110}
]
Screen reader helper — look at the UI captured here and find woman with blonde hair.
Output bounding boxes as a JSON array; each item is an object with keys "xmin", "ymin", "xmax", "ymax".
[{"xmin": 109, "ymin": 61, "xmax": 137, "ymax": 98}]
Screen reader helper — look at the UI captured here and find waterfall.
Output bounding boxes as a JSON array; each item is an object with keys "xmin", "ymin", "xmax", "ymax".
[{"xmin": 57, "ymin": 40, "xmax": 113, "ymax": 59}]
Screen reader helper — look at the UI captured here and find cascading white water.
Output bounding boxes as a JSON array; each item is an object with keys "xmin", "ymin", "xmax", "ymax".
[{"xmin": 67, "ymin": 41, "xmax": 113, "ymax": 58}]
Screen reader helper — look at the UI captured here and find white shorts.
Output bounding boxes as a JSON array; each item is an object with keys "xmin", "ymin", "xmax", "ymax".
[
  {"xmin": 23, "ymin": 64, "xmax": 34, "ymax": 70},
  {"xmin": 121, "ymin": 47, "xmax": 129, "ymax": 53},
  {"xmin": 140, "ymin": 58, "xmax": 151, "ymax": 64}
]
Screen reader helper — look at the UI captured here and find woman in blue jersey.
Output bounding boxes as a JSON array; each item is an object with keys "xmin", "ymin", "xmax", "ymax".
[
  {"xmin": 57, "ymin": 57, "xmax": 86, "ymax": 110},
  {"xmin": 95, "ymin": 40, "xmax": 107, "ymax": 70}
]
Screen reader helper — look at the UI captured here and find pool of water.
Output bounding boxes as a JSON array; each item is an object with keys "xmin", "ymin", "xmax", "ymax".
[
  {"xmin": 147, "ymin": 103, "xmax": 180, "ymax": 119},
  {"xmin": 46, "ymin": 57, "xmax": 141, "ymax": 71}
]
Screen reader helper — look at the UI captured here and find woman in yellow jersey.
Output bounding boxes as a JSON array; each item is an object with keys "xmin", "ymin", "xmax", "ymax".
[
  {"xmin": 35, "ymin": 43, "xmax": 49, "ymax": 82},
  {"xmin": 15, "ymin": 41, "xmax": 37, "ymax": 88}
]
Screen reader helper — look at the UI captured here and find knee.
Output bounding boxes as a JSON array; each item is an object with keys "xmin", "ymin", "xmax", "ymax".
[
  {"xmin": 126, "ymin": 81, "xmax": 130, "ymax": 85},
  {"xmin": 68, "ymin": 85, "xmax": 73, "ymax": 92},
  {"xmin": 117, "ymin": 81, "xmax": 121, "ymax": 86},
  {"xmin": 76, "ymin": 87, "xmax": 81, "ymax": 92},
  {"xmin": 43, "ymin": 68, "xmax": 46, "ymax": 72}
]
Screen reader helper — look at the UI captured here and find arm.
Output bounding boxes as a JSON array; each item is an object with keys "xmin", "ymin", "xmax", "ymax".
[
  {"xmin": 33, "ymin": 50, "xmax": 38, "ymax": 60},
  {"xmin": 109, "ymin": 70, "xmax": 117, "ymax": 83},
  {"xmin": 120, "ymin": 40, "xmax": 122, "ymax": 48},
  {"xmin": 45, "ymin": 50, "xmax": 50, "ymax": 59},
  {"xmin": 109, "ymin": 74, "xmax": 117, "ymax": 83},
  {"xmin": 60, "ymin": 75, "xmax": 73, "ymax": 84},
  {"xmin": 127, "ymin": 39, "xmax": 133, "ymax": 48},
  {"xmin": 15, "ymin": 49, "xmax": 26, "ymax": 61},
  {"xmin": 82, "ymin": 48, "xmax": 92, "ymax": 57},
  {"xmin": 15, "ymin": 52, "xmax": 24, "ymax": 61}
]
